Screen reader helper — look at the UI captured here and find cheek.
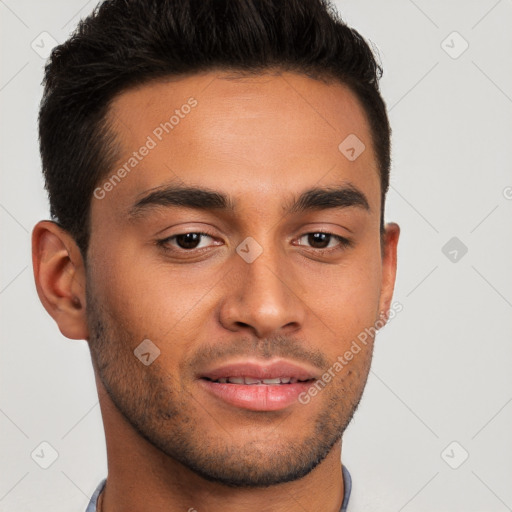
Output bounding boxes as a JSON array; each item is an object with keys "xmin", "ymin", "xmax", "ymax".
[
  {"xmin": 89, "ymin": 240, "xmax": 223, "ymax": 343},
  {"xmin": 304, "ymin": 250, "xmax": 382, "ymax": 342}
]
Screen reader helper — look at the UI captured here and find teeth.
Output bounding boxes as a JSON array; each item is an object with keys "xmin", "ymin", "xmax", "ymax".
[
  {"xmin": 261, "ymin": 378, "xmax": 282, "ymax": 384},
  {"xmin": 244, "ymin": 377, "xmax": 261, "ymax": 384},
  {"xmin": 215, "ymin": 377, "xmax": 303, "ymax": 385},
  {"xmin": 227, "ymin": 377, "xmax": 245, "ymax": 384}
]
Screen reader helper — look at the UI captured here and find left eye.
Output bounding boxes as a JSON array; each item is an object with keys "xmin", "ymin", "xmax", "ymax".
[{"xmin": 295, "ymin": 232, "xmax": 351, "ymax": 250}]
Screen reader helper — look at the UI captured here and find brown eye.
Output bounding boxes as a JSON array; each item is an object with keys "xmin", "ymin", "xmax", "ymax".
[
  {"xmin": 307, "ymin": 232, "xmax": 331, "ymax": 249},
  {"xmin": 157, "ymin": 232, "xmax": 218, "ymax": 252},
  {"xmin": 175, "ymin": 233, "xmax": 202, "ymax": 249},
  {"xmin": 296, "ymin": 232, "xmax": 352, "ymax": 251}
]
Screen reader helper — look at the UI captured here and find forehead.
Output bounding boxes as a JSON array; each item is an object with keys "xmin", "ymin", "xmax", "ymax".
[{"xmin": 96, "ymin": 71, "xmax": 380, "ymax": 221}]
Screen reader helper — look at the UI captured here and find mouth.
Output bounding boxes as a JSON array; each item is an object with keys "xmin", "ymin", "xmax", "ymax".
[
  {"xmin": 202, "ymin": 376, "xmax": 315, "ymax": 385},
  {"xmin": 197, "ymin": 360, "xmax": 319, "ymax": 411}
]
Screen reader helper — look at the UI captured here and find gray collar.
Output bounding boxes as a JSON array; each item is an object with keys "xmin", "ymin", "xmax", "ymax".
[{"xmin": 86, "ymin": 465, "xmax": 352, "ymax": 511}]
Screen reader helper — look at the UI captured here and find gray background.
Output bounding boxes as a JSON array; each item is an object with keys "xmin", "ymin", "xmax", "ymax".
[{"xmin": 1, "ymin": 0, "xmax": 511, "ymax": 510}]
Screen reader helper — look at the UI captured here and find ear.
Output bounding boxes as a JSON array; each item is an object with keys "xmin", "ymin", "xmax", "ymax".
[
  {"xmin": 31, "ymin": 220, "xmax": 89, "ymax": 340},
  {"xmin": 378, "ymin": 222, "xmax": 400, "ymax": 325}
]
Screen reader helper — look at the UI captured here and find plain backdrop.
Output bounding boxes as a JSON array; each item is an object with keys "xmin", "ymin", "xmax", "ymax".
[{"xmin": 1, "ymin": 1, "xmax": 511, "ymax": 511}]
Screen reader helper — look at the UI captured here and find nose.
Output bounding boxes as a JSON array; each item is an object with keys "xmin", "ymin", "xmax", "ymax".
[{"xmin": 218, "ymin": 244, "xmax": 305, "ymax": 339}]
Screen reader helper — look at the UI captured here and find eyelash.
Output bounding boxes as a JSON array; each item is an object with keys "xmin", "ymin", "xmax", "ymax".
[{"xmin": 156, "ymin": 230, "xmax": 353, "ymax": 255}]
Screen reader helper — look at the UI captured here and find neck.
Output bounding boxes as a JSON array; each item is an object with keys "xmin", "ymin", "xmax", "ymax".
[{"xmin": 95, "ymin": 377, "xmax": 345, "ymax": 512}]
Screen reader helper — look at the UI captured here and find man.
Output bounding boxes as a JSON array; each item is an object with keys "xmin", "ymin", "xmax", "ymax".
[{"xmin": 32, "ymin": 0, "xmax": 399, "ymax": 510}]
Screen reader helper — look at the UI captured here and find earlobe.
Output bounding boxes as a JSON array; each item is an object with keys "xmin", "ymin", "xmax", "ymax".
[
  {"xmin": 378, "ymin": 222, "xmax": 400, "ymax": 327},
  {"xmin": 31, "ymin": 220, "xmax": 89, "ymax": 340}
]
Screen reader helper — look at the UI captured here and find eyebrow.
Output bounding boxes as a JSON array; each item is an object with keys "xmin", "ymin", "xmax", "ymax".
[{"xmin": 127, "ymin": 182, "xmax": 370, "ymax": 220}]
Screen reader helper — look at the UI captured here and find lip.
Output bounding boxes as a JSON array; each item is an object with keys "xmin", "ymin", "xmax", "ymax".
[
  {"xmin": 197, "ymin": 359, "xmax": 319, "ymax": 411},
  {"xmin": 199, "ymin": 360, "xmax": 319, "ymax": 381}
]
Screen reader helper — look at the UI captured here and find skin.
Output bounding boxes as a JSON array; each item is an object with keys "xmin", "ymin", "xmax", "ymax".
[{"xmin": 32, "ymin": 71, "xmax": 399, "ymax": 512}]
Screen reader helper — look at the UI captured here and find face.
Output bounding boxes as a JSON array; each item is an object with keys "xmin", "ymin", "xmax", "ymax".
[{"xmin": 85, "ymin": 71, "xmax": 397, "ymax": 487}]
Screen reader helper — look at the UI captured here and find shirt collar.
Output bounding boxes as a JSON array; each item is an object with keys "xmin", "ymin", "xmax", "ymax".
[{"xmin": 86, "ymin": 465, "xmax": 352, "ymax": 512}]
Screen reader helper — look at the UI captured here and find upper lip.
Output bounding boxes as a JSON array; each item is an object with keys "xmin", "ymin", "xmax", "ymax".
[{"xmin": 199, "ymin": 359, "xmax": 320, "ymax": 381}]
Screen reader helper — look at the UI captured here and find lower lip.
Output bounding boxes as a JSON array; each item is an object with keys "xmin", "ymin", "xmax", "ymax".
[{"xmin": 199, "ymin": 379, "xmax": 314, "ymax": 411}]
